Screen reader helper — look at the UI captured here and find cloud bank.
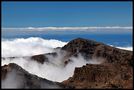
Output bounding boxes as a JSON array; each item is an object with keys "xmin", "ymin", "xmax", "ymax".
[
  {"xmin": 2, "ymin": 26, "xmax": 132, "ymax": 30},
  {"xmin": 2, "ymin": 26, "xmax": 132, "ymax": 34},
  {"xmin": 116, "ymin": 46, "xmax": 133, "ymax": 51},
  {"xmin": 2, "ymin": 37, "xmax": 67, "ymax": 57}
]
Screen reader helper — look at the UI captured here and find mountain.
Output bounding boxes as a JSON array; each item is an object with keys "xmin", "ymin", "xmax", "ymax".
[
  {"xmin": 61, "ymin": 38, "xmax": 132, "ymax": 65},
  {"xmin": 1, "ymin": 38, "xmax": 133, "ymax": 89},
  {"xmin": 29, "ymin": 38, "xmax": 133, "ymax": 66},
  {"xmin": 61, "ymin": 38, "xmax": 133, "ymax": 89}
]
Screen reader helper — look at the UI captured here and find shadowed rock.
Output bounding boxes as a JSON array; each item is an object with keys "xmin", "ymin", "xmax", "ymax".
[{"xmin": 1, "ymin": 63, "xmax": 71, "ymax": 89}]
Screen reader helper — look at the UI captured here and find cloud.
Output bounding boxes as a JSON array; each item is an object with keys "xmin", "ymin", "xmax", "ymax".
[
  {"xmin": 2, "ymin": 69, "xmax": 24, "ymax": 88},
  {"xmin": 116, "ymin": 46, "xmax": 133, "ymax": 51},
  {"xmin": 2, "ymin": 37, "xmax": 67, "ymax": 57},
  {"xmin": 109, "ymin": 45, "xmax": 133, "ymax": 51},
  {"xmin": 24, "ymin": 26, "xmax": 132, "ymax": 30},
  {"xmin": 2, "ymin": 52, "xmax": 104, "ymax": 82},
  {"xmin": 2, "ymin": 26, "xmax": 132, "ymax": 32}
]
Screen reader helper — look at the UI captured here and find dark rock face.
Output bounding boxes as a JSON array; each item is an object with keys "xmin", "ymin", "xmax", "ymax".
[
  {"xmin": 62, "ymin": 38, "xmax": 102, "ymax": 59},
  {"xmin": 62, "ymin": 38, "xmax": 132, "ymax": 65},
  {"xmin": 1, "ymin": 63, "xmax": 70, "ymax": 89}
]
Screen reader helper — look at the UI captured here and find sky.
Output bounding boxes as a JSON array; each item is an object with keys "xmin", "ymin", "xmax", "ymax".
[{"xmin": 2, "ymin": 1, "xmax": 132, "ymax": 27}]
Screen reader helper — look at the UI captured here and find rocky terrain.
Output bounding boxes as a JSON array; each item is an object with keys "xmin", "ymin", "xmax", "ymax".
[
  {"xmin": 1, "ymin": 38, "xmax": 133, "ymax": 89},
  {"xmin": 61, "ymin": 38, "xmax": 133, "ymax": 89},
  {"xmin": 62, "ymin": 38, "xmax": 132, "ymax": 65},
  {"xmin": 62, "ymin": 63, "xmax": 133, "ymax": 89}
]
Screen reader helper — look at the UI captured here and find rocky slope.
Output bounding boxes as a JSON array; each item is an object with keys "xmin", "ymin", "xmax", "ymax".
[
  {"xmin": 61, "ymin": 38, "xmax": 133, "ymax": 89},
  {"xmin": 1, "ymin": 63, "xmax": 71, "ymax": 89},
  {"xmin": 62, "ymin": 38, "xmax": 132, "ymax": 65},
  {"xmin": 1, "ymin": 38, "xmax": 133, "ymax": 89},
  {"xmin": 62, "ymin": 63, "xmax": 133, "ymax": 89}
]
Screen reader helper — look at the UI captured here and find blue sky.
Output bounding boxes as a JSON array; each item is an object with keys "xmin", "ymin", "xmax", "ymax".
[{"xmin": 2, "ymin": 1, "xmax": 132, "ymax": 27}]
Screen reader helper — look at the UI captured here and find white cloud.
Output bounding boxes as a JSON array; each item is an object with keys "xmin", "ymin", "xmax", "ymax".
[
  {"xmin": 116, "ymin": 46, "xmax": 133, "ymax": 51},
  {"xmin": 110, "ymin": 45, "xmax": 133, "ymax": 51},
  {"xmin": 2, "ymin": 52, "xmax": 104, "ymax": 82},
  {"xmin": 2, "ymin": 26, "xmax": 132, "ymax": 31},
  {"xmin": 2, "ymin": 37, "xmax": 67, "ymax": 57}
]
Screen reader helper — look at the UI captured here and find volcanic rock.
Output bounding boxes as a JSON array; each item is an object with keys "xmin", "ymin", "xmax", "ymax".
[
  {"xmin": 62, "ymin": 38, "xmax": 132, "ymax": 65},
  {"xmin": 62, "ymin": 63, "xmax": 133, "ymax": 89},
  {"xmin": 61, "ymin": 38, "xmax": 133, "ymax": 89}
]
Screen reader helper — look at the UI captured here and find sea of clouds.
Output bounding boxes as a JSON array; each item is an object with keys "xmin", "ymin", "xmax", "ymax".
[
  {"xmin": 1, "ymin": 37, "xmax": 133, "ymax": 83},
  {"xmin": 3, "ymin": 26, "xmax": 132, "ymax": 31},
  {"xmin": 2, "ymin": 26, "xmax": 132, "ymax": 34},
  {"xmin": 2, "ymin": 37, "xmax": 67, "ymax": 57}
]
